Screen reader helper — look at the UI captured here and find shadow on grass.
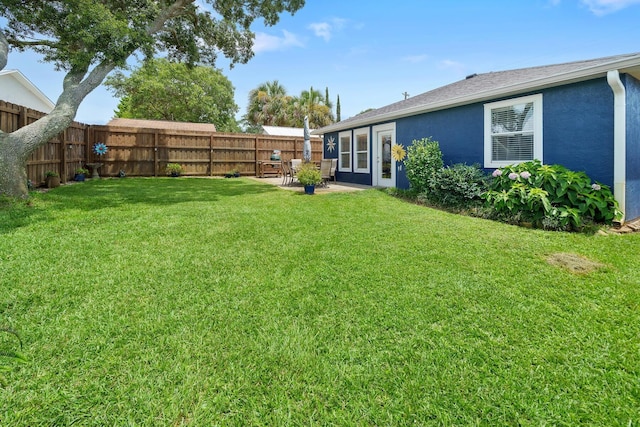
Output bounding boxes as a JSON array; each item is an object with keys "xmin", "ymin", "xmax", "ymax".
[
  {"xmin": 52, "ymin": 177, "xmax": 279, "ymax": 210},
  {"xmin": 0, "ymin": 196, "xmax": 49, "ymax": 235},
  {"xmin": 0, "ymin": 178, "xmax": 278, "ymax": 234}
]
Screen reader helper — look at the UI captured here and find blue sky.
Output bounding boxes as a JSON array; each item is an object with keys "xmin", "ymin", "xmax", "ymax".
[{"xmin": 5, "ymin": 0, "xmax": 640, "ymax": 125}]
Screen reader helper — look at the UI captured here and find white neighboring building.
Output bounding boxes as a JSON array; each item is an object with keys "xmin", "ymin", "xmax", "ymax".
[
  {"xmin": 0, "ymin": 69, "xmax": 55, "ymax": 113},
  {"xmin": 261, "ymin": 125, "xmax": 321, "ymax": 138}
]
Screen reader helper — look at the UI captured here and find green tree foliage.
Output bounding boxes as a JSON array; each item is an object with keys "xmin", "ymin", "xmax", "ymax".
[
  {"xmin": 291, "ymin": 86, "xmax": 334, "ymax": 128},
  {"xmin": 245, "ymin": 80, "xmax": 293, "ymax": 127},
  {"xmin": 105, "ymin": 58, "xmax": 239, "ymax": 132},
  {"xmin": 0, "ymin": 0, "xmax": 305, "ymax": 197},
  {"xmin": 336, "ymin": 95, "xmax": 341, "ymax": 122},
  {"xmin": 244, "ymin": 82, "xmax": 334, "ymax": 129}
]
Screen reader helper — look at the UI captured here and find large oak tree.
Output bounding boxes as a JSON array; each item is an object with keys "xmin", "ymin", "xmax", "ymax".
[{"xmin": 0, "ymin": 0, "xmax": 304, "ymax": 197}]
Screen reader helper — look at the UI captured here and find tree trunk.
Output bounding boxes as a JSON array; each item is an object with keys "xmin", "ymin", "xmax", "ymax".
[
  {"xmin": 0, "ymin": 62, "xmax": 115, "ymax": 198},
  {"xmin": 0, "ymin": 133, "xmax": 29, "ymax": 198}
]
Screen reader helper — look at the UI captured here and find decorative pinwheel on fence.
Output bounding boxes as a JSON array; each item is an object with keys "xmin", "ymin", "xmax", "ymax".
[{"xmin": 93, "ymin": 142, "xmax": 108, "ymax": 156}]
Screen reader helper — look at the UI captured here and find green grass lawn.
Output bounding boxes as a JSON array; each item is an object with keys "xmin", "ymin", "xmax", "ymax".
[{"xmin": 1, "ymin": 177, "xmax": 639, "ymax": 425}]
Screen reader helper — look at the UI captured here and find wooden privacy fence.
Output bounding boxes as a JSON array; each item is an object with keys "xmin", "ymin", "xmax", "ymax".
[
  {"xmin": 0, "ymin": 100, "xmax": 323, "ymax": 186},
  {"xmin": 90, "ymin": 125, "xmax": 323, "ymax": 178},
  {"xmin": 1, "ymin": 101, "xmax": 88, "ymax": 185}
]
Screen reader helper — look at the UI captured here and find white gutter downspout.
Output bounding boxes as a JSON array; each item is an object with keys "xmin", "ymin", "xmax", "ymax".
[{"xmin": 607, "ymin": 70, "xmax": 626, "ymax": 223}]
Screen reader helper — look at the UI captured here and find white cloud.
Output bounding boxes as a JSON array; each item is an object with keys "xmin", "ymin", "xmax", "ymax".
[
  {"xmin": 308, "ymin": 22, "xmax": 332, "ymax": 41},
  {"xmin": 403, "ymin": 54, "xmax": 429, "ymax": 64},
  {"xmin": 253, "ymin": 30, "xmax": 304, "ymax": 53},
  {"xmin": 308, "ymin": 17, "xmax": 348, "ymax": 41},
  {"xmin": 580, "ymin": 0, "xmax": 640, "ymax": 15}
]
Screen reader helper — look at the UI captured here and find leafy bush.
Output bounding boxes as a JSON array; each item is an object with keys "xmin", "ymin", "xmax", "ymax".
[
  {"xmin": 484, "ymin": 160, "xmax": 621, "ymax": 230},
  {"xmin": 296, "ymin": 162, "xmax": 322, "ymax": 186},
  {"xmin": 427, "ymin": 163, "xmax": 488, "ymax": 210},
  {"xmin": 405, "ymin": 137, "xmax": 443, "ymax": 193},
  {"xmin": 165, "ymin": 163, "xmax": 183, "ymax": 176}
]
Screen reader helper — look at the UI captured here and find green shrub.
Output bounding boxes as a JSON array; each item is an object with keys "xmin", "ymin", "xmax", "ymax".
[
  {"xmin": 296, "ymin": 162, "xmax": 322, "ymax": 186},
  {"xmin": 405, "ymin": 137, "xmax": 443, "ymax": 193},
  {"xmin": 484, "ymin": 160, "xmax": 621, "ymax": 230},
  {"xmin": 427, "ymin": 163, "xmax": 488, "ymax": 209}
]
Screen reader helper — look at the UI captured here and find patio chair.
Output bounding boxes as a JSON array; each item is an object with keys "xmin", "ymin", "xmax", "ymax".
[
  {"xmin": 330, "ymin": 158, "xmax": 337, "ymax": 182},
  {"xmin": 290, "ymin": 158, "xmax": 302, "ymax": 171},
  {"xmin": 281, "ymin": 160, "xmax": 295, "ymax": 185},
  {"xmin": 320, "ymin": 159, "xmax": 332, "ymax": 187}
]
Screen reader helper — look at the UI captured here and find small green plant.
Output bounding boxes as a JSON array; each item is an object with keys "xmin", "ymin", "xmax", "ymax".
[
  {"xmin": 0, "ymin": 327, "xmax": 27, "ymax": 386},
  {"xmin": 484, "ymin": 160, "xmax": 622, "ymax": 230},
  {"xmin": 404, "ymin": 137, "xmax": 443, "ymax": 193},
  {"xmin": 45, "ymin": 171, "xmax": 59, "ymax": 178},
  {"xmin": 75, "ymin": 167, "xmax": 89, "ymax": 175},
  {"xmin": 296, "ymin": 162, "xmax": 322, "ymax": 186},
  {"xmin": 427, "ymin": 163, "xmax": 488, "ymax": 210},
  {"xmin": 165, "ymin": 163, "xmax": 184, "ymax": 176}
]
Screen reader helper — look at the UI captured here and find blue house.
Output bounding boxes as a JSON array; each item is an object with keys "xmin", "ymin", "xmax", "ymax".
[{"xmin": 314, "ymin": 53, "xmax": 640, "ymax": 222}]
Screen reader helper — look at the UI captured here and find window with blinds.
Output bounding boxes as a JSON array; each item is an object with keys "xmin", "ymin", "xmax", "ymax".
[
  {"xmin": 354, "ymin": 128, "xmax": 370, "ymax": 173},
  {"xmin": 484, "ymin": 94, "xmax": 542, "ymax": 168},
  {"xmin": 338, "ymin": 130, "xmax": 352, "ymax": 172}
]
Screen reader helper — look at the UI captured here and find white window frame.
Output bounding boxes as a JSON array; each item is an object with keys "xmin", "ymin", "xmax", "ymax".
[
  {"xmin": 338, "ymin": 130, "xmax": 352, "ymax": 172},
  {"xmin": 353, "ymin": 127, "xmax": 370, "ymax": 173},
  {"xmin": 484, "ymin": 94, "xmax": 543, "ymax": 168}
]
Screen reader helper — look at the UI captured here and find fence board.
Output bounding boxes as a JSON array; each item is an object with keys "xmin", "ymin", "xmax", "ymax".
[{"xmin": 2, "ymin": 100, "xmax": 323, "ymax": 185}]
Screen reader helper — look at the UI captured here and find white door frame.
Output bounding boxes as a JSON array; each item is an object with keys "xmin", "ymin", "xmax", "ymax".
[{"xmin": 372, "ymin": 123, "xmax": 396, "ymax": 187}]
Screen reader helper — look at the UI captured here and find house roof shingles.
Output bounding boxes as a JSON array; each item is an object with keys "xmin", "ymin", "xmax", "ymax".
[{"xmin": 315, "ymin": 52, "xmax": 640, "ymax": 134}]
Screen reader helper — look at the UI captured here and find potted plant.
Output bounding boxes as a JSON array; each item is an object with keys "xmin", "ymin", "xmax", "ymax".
[
  {"xmin": 45, "ymin": 171, "xmax": 60, "ymax": 188},
  {"xmin": 296, "ymin": 162, "xmax": 322, "ymax": 194},
  {"xmin": 165, "ymin": 163, "xmax": 183, "ymax": 177},
  {"xmin": 225, "ymin": 168, "xmax": 241, "ymax": 178},
  {"xmin": 74, "ymin": 167, "xmax": 89, "ymax": 181}
]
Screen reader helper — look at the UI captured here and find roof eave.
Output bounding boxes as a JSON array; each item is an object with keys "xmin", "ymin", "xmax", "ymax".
[{"xmin": 313, "ymin": 54, "xmax": 640, "ymax": 135}]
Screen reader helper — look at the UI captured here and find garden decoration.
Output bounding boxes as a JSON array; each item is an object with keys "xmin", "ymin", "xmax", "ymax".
[
  {"xmin": 87, "ymin": 142, "xmax": 108, "ymax": 178},
  {"xmin": 392, "ymin": 143, "xmax": 407, "ymax": 171},
  {"xmin": 303, "ymin": 116, "xmax": 311, "ymax": 162},
  {"xmin": 326, "ymin": 136, "xmax": 336, "ymax": 153}
]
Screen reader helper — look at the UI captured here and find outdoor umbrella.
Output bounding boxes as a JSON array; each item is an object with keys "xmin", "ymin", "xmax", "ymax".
[{"xmin": 303, "ymin": 115, "xmax": 311, "ymax": 162}]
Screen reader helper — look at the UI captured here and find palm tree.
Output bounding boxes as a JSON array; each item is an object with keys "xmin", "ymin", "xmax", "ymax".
[
  {"xmin": 245, "ymin": 80, "xmax": 292, "ymax": 127},
  {"xmin": 291, "ymin": 86, "xmax": 334, "ymax": 128}
]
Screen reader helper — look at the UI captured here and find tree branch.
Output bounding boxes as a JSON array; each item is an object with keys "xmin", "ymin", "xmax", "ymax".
[
  {"xmin": 148, "ymin": 0, "xmax": 194, "ymax": 34},
  {"xmin": 0, "ymin": 31, "xmax": 8, "ymax": 71},
  {"xmin": 6, "ymin": 38, "xmax": 59, "ymax": 50}
]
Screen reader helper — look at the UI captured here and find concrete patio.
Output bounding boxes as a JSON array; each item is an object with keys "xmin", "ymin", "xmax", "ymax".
[{"xmin": 247, "ymin": 176, "xmax": 371, "ymax": 193}]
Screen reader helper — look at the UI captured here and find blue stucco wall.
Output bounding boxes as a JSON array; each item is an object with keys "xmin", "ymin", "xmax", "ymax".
[
  {"xmin": 325, "ymin": 77, "xmax": 618, "ymax": 194},
  {"xmin": 543, "ymin": 79, "xmax": 614, "ymax": 185},
  {"xmin": 322, "ymin": 131, "xmax": 373, "ymax": 185},
  {"xmin": 624, "ymin": 74, "xmax": 640, "ymax": 220}
]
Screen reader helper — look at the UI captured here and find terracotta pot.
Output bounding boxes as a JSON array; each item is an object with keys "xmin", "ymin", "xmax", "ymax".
[{"xmin": 46, "ymin": 176, "xmax": 60, "ymax": 188}]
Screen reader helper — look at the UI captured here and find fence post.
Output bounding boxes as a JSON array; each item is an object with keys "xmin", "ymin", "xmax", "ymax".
[
  {"xmin": 61, "ymin": 130, "xmax": 67, "ymax": 183},
  {"xmin": 18, "ymin": 106, "xmax": 27, "ymax": 128},
  {"xmin": 254, "ymin": 135, "xmax": 259, "ymax": 176},
  {"xmin": 154, "ymin": 131, "xmax": 158, "ymax": 177},
  {"xmin": 86, "ymin": 126, "xmax": 92, "ymax": 165},
  {"xmin": 209, "ymin": 134, "xmax": 214, "ymax": 176}
]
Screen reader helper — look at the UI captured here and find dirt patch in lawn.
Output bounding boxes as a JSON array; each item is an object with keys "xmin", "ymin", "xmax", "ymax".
[{"xmin": 546, "ymin": 252, "xmax": 605, "ymax": 274}]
